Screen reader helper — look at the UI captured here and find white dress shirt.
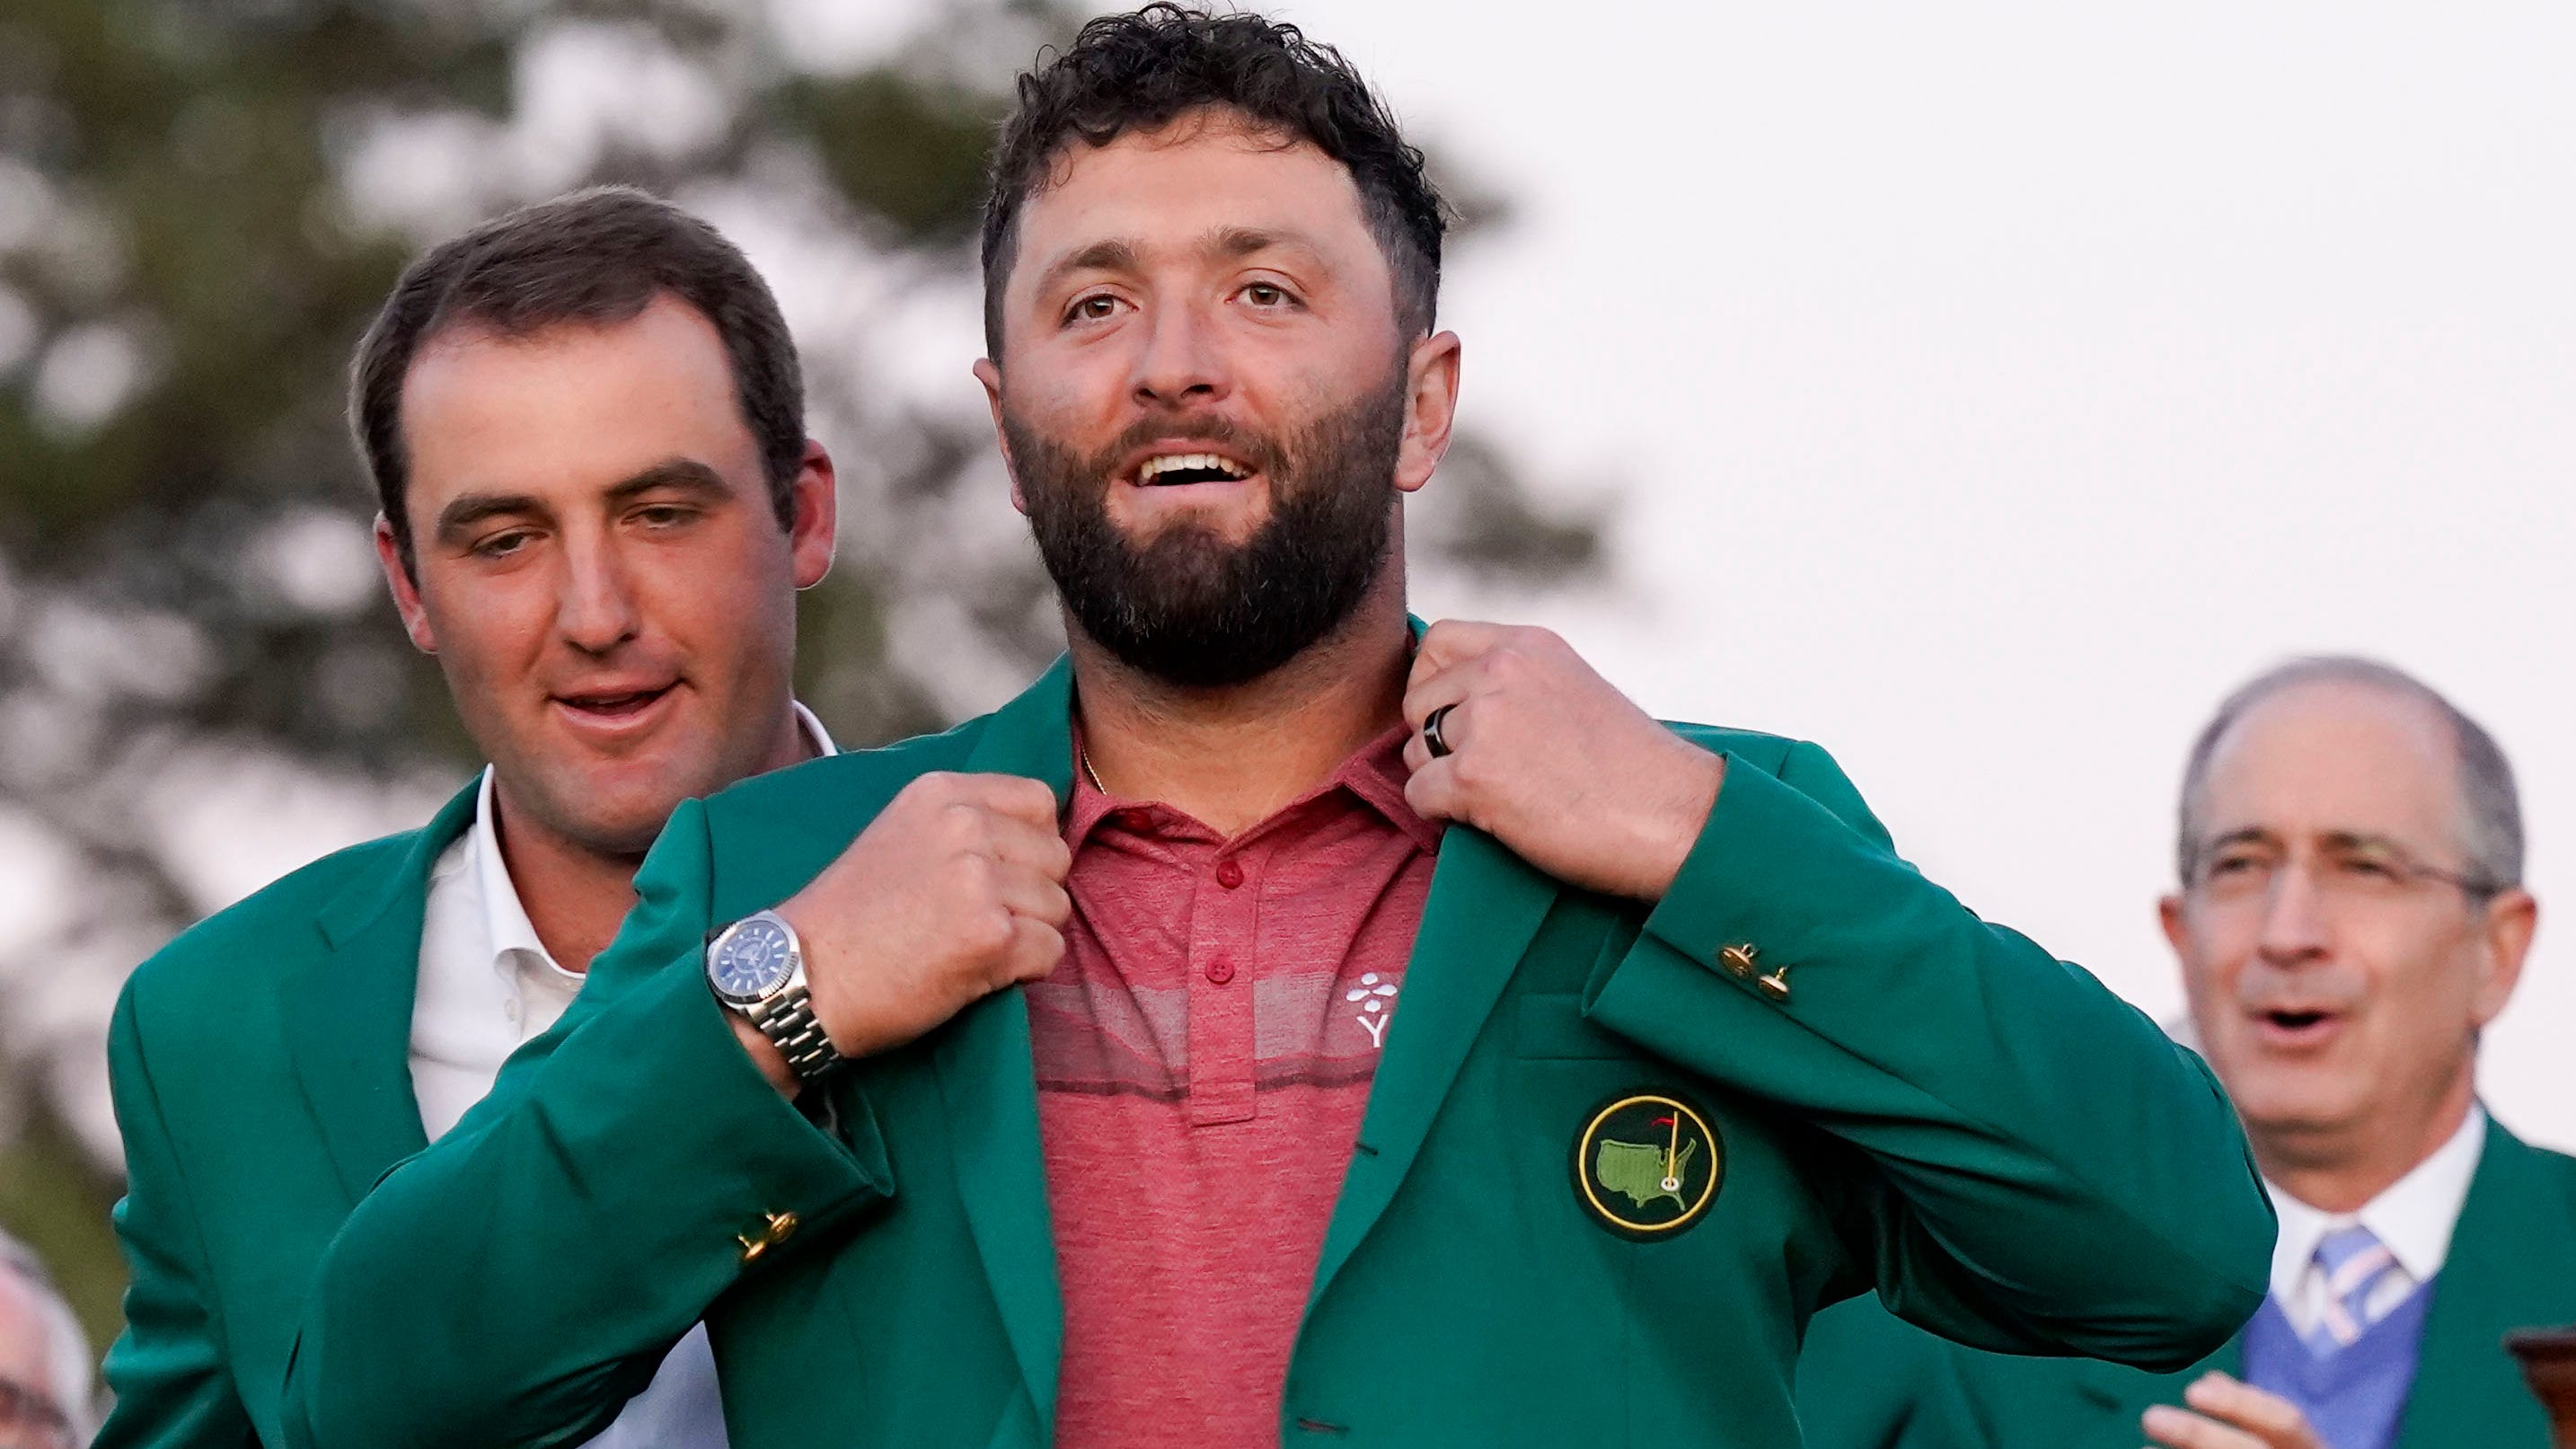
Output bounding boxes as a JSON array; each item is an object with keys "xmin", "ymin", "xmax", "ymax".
[
  {"xmin": 410, "ymin": 702, "xmax": 834, "ymax": 1448},
  {"xmin": 2265, "ymin": 1102, "xmax": 2486, "ymax": 1339}
]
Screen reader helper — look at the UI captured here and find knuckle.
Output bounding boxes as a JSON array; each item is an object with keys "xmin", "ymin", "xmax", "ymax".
[
  {"xmin": 947, "ymin": 851, "xmax": 994, "ymax": 897},
  {"xmin": 964, "ymin": 906, "xmax": 1014, "ymax": 956},
  {"xmin": 941, "ymin": 802, "xmax": 992, "ymax": 849},
  {"xmin": 1450, "ymin": 750, "xmax": 1492, "ymax": 792}
]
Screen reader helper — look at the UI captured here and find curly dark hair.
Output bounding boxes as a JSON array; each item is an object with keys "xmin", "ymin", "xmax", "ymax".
[
  {"xmin": 979, "ymin": 4, "xmax": 1445, "ymax": 356},
  {"xmin": 350, "ymin": 186, "xmax": 805, "ymax": 577}
]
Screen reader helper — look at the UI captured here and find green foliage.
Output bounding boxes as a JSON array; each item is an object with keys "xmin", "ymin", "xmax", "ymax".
[
  {"xmin": 792, "ymin": 71, "xmax": 1004, "ymax": 245},
  {"xmin": 0, "ymin": 1105, "xmax": 123, "ymax": 1354}
]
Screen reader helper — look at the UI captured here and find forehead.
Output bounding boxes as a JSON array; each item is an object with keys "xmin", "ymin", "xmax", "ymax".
[
  {"xmin": 2199, "ymin": 678, "xmax": 2461, "ymax": 843},
  {"xmin": 399, "ymin": 295, "xmax": 754, "ymax": 505},
  {"xmin": 1012, "ymin": 112, "xmax": 1386, "ymax": 280}
]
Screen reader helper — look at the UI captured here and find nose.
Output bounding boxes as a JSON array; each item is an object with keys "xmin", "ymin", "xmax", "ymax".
[
  {"xmin": 555, "ymin": 531, "xmax": 640, "ymax": 658},
  {"xmin": 2254, "ymin": 860, "xmax": 2332, "ymax": 965},
  {"xmin": 1128, "ymin": 295, "xmax": 1232, "ymax": 409}
]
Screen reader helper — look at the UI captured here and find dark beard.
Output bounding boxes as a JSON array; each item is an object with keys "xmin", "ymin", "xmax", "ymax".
[{"xmin": 1006, "ymin": 373, "xmax": 1406, "ymax": 689}]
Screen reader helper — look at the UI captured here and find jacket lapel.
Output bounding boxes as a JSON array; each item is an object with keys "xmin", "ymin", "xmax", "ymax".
[
  {"xmin": 290, "ymin": 781, "xmax": 477, "ymax": 1202},
  {"xmin": 1305, "ymin": 825, "xmax": 1557, "ymax": 1312},
  {"xmin": 933, "ymin": 659, "xmax": 1076, "ymax": 1427},
  {"xmin": 2395, "ymin": 1118, "xmax": 2576, "ymax": 1449}
]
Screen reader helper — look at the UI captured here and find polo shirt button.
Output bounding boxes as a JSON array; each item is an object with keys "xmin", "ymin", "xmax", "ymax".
[
  {"xmin": 1206, "ymin": 956, "xmax": 1236, "ymax": 985},
  {"xmin": 1215, "ymin": 859, "xmax": 1246, "ymax": 889}
]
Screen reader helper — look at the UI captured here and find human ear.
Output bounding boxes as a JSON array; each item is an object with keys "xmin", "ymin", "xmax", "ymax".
[
  {"xmin": 375, "ymin": 514, "xmax": 437, "ymax": 654},
  {"xmin": 973, "ymin": 358, "xmax": 1030, "ymax": 517},
  {"xmin": 1391, "ymin": 330, "xmax": 1461, "ymax": 495},
  {"xmin": 787, "ymin": 440, "xmax": 838, "ymax": 589},
  {"xmin": 2469, "ymin": 888, "xmax": 2537, "ymax": 1027}
]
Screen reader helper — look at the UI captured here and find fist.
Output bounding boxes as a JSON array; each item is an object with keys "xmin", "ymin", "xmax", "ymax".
[
  {"xmin": 1402, "ymin": 621, "xmax": 1724, "ymax": 902},
  {"xmin": 766, "ymin": 773, "xmax": 1071, "ymax": 1074},
  {"xmin": 2141, "ymin": 1374, "xmax": 2326, "ymax": 1449}
]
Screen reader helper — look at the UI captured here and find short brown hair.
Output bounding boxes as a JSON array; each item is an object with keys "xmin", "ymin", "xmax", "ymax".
[{"xmin": 350, "ymin": 186, "xmax": 805, "ymax": 574}]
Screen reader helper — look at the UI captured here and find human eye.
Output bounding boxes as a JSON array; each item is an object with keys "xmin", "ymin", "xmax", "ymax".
[
  {"xmin": 2200, "ymin": 848, "xmax": 2272, "ymax": 892},
  {"xmin": 1063, "ymin": 292, "xmax": 1125, "ymax": 326},
  {"xmin": 1237, "ymin": 279, "xmax": 1301, "ymax": 309},
  {"xmin": 2331, "ymin": 849, "xmax": 2409, "ymax": 889},
  {"xmin": 470, "ymin": 528, "xmax": 536, "ymax": 561},
  {"xmin": 631, "ymin": 501, "xmax": 699, "ymax": 530}
]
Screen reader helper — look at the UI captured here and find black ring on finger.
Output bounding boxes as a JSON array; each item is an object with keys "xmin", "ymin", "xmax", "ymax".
[{"xmin": 1423, "ymin": 702, "xmax": 1457, "ymax": 759}]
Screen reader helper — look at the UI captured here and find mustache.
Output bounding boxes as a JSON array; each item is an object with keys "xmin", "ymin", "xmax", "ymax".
[{"xmin": 1075, "ymin": 413, "xmax": 1288, "ymax": 490}]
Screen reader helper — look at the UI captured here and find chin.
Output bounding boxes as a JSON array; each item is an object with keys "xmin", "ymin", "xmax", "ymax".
[
  {"xmin": 2235, "ymin": 1083, "xmax": 2369, "ymax": 1144},
  {"xmin": 543, "ymin": 773, "xmax": 695, "ymax": 857}
]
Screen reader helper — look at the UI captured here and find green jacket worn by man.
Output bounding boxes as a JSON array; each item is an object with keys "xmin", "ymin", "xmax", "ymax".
[
  {"xmin": 1799, "ymin": 1114, "xmax": 2576, "ymax": 1448},
  {"xmin": 99, "ymin": 181, "xmax": 846, "ymax": 1447},
  {"xmin": 279, "ymin": 657, "xmax": 2273, "ymax": 1448}
]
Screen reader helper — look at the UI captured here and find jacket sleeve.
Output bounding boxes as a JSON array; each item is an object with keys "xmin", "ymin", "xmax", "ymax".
[
  {"xmin": 1585, "ymin": 738, "xmax": 2272, "ymax": 1369},
  {"xmin": 278, "ymin": 798, "xmax": 890, "ymax": 1449},
  {"xmin": 94, "ymin": 988, "xmax": 262, "ymax": 1449}
]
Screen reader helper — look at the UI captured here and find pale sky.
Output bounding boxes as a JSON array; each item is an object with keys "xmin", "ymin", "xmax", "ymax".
[{"xmin": 1246, "ymin": 0, "xmax": 2576, "ymax": 1147}]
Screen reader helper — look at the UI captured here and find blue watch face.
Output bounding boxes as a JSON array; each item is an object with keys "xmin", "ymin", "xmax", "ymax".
[{"xmin": 710, "ymin": 917, "xmax": 796, "ymax": 1001}]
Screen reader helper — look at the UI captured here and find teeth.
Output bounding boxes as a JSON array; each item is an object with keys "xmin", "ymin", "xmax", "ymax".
[{"xmin": 1138, "ymin": 452, "xmax": 1249, "ymax": 482}]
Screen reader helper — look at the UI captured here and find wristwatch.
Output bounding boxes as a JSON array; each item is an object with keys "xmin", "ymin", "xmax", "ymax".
[{"xmin": 705, "ymin": 910, "xmax": 847, "ymax": 1085}]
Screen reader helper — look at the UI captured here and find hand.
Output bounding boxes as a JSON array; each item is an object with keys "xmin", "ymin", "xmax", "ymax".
[
  {"xmin": 1401, "ymin": 621, "xmax": 1725, "ymax": 901},
  {"xmin": 734, "ymin": 773, "xmax": 1071, "ymax": 1094},
  {"xmin": 2140, "ymin": 1374, "xmax": 2326, "ymax": 1449}
]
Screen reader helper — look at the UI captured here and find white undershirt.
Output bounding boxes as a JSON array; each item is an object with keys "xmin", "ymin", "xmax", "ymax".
[
  {"xmin": 409, "ymin": 702, "xmax": 833, "ymax": 1448},
  {"xmin": 2265, "ymin": 1102, "xmax": 2486, "ymax": 1339}
]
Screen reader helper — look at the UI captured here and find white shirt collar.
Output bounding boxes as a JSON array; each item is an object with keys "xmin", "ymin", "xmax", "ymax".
[
  {"xmin": 469, "ymin": 702, "xmax": 837, "ymax": 978},
  {"xmin": 2266, "ymin": 1101, "xmax": 2487, "ymax": 1298}
]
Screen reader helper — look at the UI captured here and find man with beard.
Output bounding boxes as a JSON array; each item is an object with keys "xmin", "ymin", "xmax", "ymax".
[
  {"xmin": 1798, "ymin": 658, "xmax": 2576, "ymax": 1449},
  {"xmin": 279, "ymin": 9, "xmax": 2272, "ymax": 1447}
]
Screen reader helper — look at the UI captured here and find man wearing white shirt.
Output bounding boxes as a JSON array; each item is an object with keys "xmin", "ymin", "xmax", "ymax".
[
  {"xmin": 1800, "ymin": 656, "xmax": 2576, "ymax": 1449},
  {"xmin": 99, "ymin": 186, "xmax": 839, "ymax": 1448}
]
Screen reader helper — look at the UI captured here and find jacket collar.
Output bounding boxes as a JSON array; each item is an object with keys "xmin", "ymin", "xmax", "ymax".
[
  {"xmin": 2395, "ymin": 1115, "xmax": 2576, "ymax": 1447},
  {"xmin": 291, "ymin": 779, "xmax": 478, "ymax": 1202}
]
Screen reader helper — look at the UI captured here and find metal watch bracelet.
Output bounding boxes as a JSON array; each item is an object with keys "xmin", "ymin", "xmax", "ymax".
[{"xmin": 748, "ymin": 985, "xmax": 846, "ymax": 1084}]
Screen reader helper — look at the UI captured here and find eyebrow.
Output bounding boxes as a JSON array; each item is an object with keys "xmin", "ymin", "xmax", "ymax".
[
  {"xmin": 1030, "ymin": 226, "xmax": 1335, "ymax": 298},
  {"xmin": 2200, "ymin": 826, "xmax": 2417, "ymax": 857},
  {"xmin": 1034, "ymin": 238, "xmax": 1144, "ymax": 298},
  {"xmin": 431, "ymin": 457, "xmax": 732, "ymax": 545},
  {"xmin": 1205, "ymin": 225, "xmax": 1326, "ymax": 269}
]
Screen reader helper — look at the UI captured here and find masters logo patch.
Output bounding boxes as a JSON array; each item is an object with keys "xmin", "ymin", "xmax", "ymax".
[{"xmin": 1571, "ymin": 1091, "xmax": 1723, "ymax": 1240}]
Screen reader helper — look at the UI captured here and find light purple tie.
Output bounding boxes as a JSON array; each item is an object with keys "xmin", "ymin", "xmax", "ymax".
[{"xmin": 2308, "ymin": 1224, "xmax": 2404, "ymax": 1353}]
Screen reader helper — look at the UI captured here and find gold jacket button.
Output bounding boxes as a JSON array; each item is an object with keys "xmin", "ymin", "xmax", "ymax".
[
  {"xmin": 1718, "ymin": 943, "xmax": 1759, "ymax": 979},
  {"xmin": 737, "ymin": 1210, "xmax": 799, "ymax": 1266},
  {"xmin": 1755, "ymin": 967, "xmax": 1792, "ymax": 1003}
]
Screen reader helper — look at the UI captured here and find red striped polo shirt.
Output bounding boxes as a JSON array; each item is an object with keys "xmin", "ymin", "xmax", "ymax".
[{"xmin": 1031, "ymin": 725, "xmax": 1440, "ymax": 1448}]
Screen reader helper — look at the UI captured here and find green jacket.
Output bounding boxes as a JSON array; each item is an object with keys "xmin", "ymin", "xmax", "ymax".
[
  {"xmin": 1797, "ymin": 1116, "xmax": 2576, "ymax": 1448},
  {"xmin": 280, "ymin": 659, "xmax": 2273, "ymax": 1448},
  {"xmin": 97, "ymin": 782, "xmax": 478, "ymax": 1448}
]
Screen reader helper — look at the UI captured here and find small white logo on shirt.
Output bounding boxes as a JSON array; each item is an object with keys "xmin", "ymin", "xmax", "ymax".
[{"xmin": 1346, "ymin": 973, "xmax": 1399, "ymax": 1047}]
